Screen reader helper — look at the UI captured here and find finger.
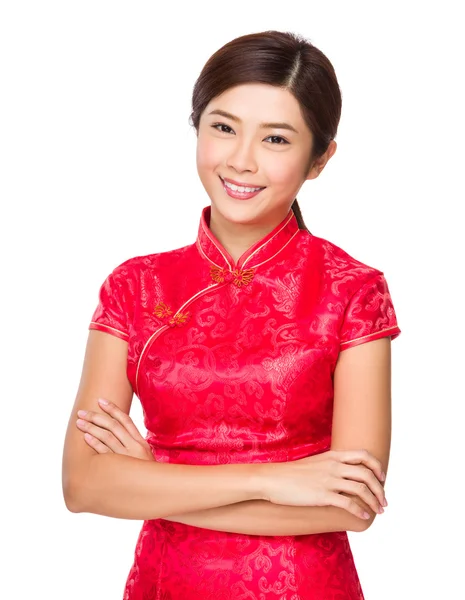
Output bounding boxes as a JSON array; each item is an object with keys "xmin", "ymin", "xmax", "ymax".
[
  {"xmin": 77, "ymin": 411, "xmax": 134, "ymax": 450},
  {"xmin": 76, "ymin": 418, "xmax": 126, "ymax": 453},
  {"xmin": 83, "ymin": 432, "xmax": 112, "ymax": 454},
  {"xmin": 339, "ymin": 449, "xmax": 384, "ymax": 483},
  {"xmin": 333, "ymin": 478, "xmax": 382, "ymax": 515},
  {"xmin": 97, "ymin": 399, "xmax": 147, "ymax": 444},
  {"xmin": 327, "ymin": 492, "xmax": 371, "ymax": 520},
  {"xmin": 341, "ymin": 464, "xmax": 386, "ymax": 507}
]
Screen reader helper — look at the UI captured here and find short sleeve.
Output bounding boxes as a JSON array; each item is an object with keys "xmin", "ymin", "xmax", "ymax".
[
  {"xmin": 339, "ymin": 272, "xmax": 401, "ymax": 351},
  {"xmin": 88, "ymin": 266, "xmax": 130, "ymax": 341}
]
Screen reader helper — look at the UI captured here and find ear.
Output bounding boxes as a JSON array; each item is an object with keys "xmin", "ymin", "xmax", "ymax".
[{"xmin": 306, "ymin": 140, "xmax": 337, "ymax": 181}]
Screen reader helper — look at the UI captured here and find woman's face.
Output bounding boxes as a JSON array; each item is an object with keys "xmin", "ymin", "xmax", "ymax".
[{"xmin": 196, "ymin": 83, "xmax": 316, "ymax": 227}]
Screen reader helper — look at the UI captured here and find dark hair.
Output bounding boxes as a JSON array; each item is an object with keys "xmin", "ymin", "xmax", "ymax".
[{"xmin": 189, "ymin": 30, "xmax": 342, "ymax": 233}]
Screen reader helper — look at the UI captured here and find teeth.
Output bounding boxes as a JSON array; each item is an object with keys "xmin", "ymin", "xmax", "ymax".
[{"xmin": 223, "ymin": 179, "xmax": 262, "ymax": 193}]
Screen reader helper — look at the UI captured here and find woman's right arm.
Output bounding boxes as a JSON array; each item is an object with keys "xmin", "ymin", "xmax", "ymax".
[
  {"xmin": 62, "ymin": 330, "xmax": 261, "ymax": 520},
  {"xmin": 62, "ymin": 330, "xmax": 385, "ymax": 521}
]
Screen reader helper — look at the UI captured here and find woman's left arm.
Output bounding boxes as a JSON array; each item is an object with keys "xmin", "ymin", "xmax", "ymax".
[
  {"xmin": 77, "ymin": 337, "xmax": 390, "ymax": 535},
  {"xmin": 164, "ymin": 337, "xmax": 392, "ymax": 535},
  {"xmin": 163, "ymin": 497, "xmax": 371, "ymax": 535}
]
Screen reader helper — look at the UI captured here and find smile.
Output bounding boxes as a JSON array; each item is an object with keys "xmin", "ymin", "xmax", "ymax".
[{"xmin": 219, "ymin": 176, "xmax": 266, "ymax": 200}]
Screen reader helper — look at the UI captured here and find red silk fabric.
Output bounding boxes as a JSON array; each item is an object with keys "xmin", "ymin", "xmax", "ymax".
[{"xmin": 89, "ymin": 205, "xmax": 401, "ymax": 599}]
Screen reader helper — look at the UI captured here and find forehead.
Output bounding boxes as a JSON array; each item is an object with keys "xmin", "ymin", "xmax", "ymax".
[{"xmin": 204, "ymin": 83, "xmax": 305, "ymax": 126}]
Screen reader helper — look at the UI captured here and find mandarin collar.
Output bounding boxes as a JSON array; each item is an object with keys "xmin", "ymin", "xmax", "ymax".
[{"xmin": 196, "ymin": 205, "xmax": 301, "ymax": 273}]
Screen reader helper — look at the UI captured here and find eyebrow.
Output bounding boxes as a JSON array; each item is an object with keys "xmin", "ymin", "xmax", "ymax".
[{"xmin": 207, "ymin": 109, "xmax": 299, "ymax": 134}]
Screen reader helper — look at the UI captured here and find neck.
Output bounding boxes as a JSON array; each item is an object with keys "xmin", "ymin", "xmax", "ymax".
[{"xmin": 209, "ymin": 204, "xmax": 293, "ymax": 264}]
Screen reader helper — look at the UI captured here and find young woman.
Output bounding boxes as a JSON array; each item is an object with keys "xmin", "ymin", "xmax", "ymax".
[{"xmin": 62, "ymin": 30, "xmax": 401, "ymax": 599}]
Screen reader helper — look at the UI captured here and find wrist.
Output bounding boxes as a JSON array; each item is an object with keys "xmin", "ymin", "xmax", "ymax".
[{"xmin": 246, "ymin": 463, "xmax": 269, "ymax": 501}]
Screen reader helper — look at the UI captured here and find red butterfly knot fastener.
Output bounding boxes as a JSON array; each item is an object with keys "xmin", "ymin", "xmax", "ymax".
[
  {"xmin": 210, "ymin": 265, "xmax": 255, "ymax": 287},
  {"xmin": 232, "ymin": 268, "xmax": 255, "ymax": 287},
  {"xmin": 153, "ymin": 302, "xmax": 172, "ymax": 319},
  {"xmin": 154, "ymin": 302, "xmax": 191, "ymax": 328},
  {"xmin": 167, "ymin": 311, "xmax": 191, "ymax": 328}
]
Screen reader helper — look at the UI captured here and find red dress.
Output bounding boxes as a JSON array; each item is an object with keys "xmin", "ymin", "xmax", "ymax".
[{"xmin": 89, "ymin": 205, "xmax": 401, "ymax": 599}]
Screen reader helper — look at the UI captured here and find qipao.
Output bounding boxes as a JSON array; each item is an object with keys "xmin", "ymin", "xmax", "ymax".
[{"xmin": 89, "ymin": 205, "xmax": 401, "ymax": 600}]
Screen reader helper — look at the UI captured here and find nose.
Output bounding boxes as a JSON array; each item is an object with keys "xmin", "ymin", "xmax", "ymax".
[{"xmin": 226, "ymin": 138, "xmax": 258, "ymax": 174}]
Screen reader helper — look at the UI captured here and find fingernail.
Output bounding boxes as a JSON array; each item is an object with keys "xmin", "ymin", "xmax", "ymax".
[
  {"xmin": 383, "ymin": 498, "xmax": 388, "ymax": 507},
  {"xmin": 362, "ymin": 512, "xmax": 370, "ymax": 519},
  {"xmin": 98, "ymin": 398, "xmax": 109, "ymax": 405},
  {"xmin": 77, "ymin": 410, "xmax": 87, "ymax": 417},
  {"xmin": 381, "ymin": 472, "xmax": 386, "ymax": 481},
  {"xmin": 378, "ymin": 506, "xmax": 384, "ymax": 514}
]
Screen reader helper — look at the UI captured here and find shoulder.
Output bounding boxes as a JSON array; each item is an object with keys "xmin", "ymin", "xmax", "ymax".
[
  {"xmin": 91, "ymin": 243, "xmax": 197, "ymax": 324},
  {"xmin": 109, "ymin": 242, "xmax": 196, "ymax": 282},
  {"xmin": 304, "ymin": 231, "xmax": 386, "ymax": 296},
  {"xmin": 301, "ymin": 233, "xmax": 402, "ymax": 348}
]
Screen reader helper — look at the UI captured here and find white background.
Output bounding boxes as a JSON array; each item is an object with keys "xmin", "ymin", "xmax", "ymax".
[{"xmin": 1, "ymin": 1, "xmax": 463, "ymax": 598}]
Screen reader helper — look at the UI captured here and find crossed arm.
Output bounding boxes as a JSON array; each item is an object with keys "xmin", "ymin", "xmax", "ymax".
[
  {"xmin": 160, "ymin": 338, "xmax": 391, "ymax": 535},
  {"xmin": 64, "ymin": 332, "xmax": 391, "ymax": 536},
  {"xmin": 161, "ymin": 497, "xmax": 372, "ymax": 535}
]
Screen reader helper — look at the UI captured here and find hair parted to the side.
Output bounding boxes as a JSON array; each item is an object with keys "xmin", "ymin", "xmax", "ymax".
[{"xmin": 189, "ymin": 30, "xmax": 342, "ymax": 233}]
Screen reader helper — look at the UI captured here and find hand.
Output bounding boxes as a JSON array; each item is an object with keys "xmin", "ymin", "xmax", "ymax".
[
  {"xmin": 75, "ymin": 398, "xmax": 155, "ymax": 461},
  {"xmin": 256, "ymin": 449, "xmax": 387, "ymax": 520}
]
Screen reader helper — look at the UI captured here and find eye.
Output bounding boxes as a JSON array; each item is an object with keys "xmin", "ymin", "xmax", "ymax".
[
  {"xmin": 211, "ymin": 122, "xmax": 234, "ymax": 134},
  {"xmin": 210, "ymin": 122, "xmax": 290, "ymax": 145},
  {"xmin": 266, "ymin": 135, "xmax": 289, "ymax": 145}
]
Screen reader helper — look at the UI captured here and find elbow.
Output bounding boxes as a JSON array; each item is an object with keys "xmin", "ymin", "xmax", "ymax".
[
  {"xmin": 62, "ymin": 455, "xmax": 97, "ymax": 513},
  {"xmin": 63, "ymin": 483, "xmax": 82, "ymax": 513},
  {"xmin": 63, "ymin": 477, "xmax": 88, "ymax": 513},
  {"xmin": 62, "ymin": 467, "xmax": 91, "ymax": 514}
]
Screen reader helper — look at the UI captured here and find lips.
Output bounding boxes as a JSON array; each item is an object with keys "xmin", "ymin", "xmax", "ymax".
[
  {"xmin": 219, "ymin": 176, "xmax": 265, "ymax": 201},
  {"xmin": 220, "ymin": 176, "xmax": 266, "ymax": 190}
]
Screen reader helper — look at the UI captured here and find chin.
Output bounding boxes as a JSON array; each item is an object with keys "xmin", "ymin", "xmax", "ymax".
[{"xmin": 211, "ymin": 199, "xmax": 265, "ymax": 224}]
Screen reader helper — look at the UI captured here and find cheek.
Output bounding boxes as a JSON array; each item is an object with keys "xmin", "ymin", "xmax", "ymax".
[
  {"xmin": 196, "ymin": 137, "xmax": 221, "ymax": 172},
  {"xmin": 266, "ymin": 156, "xmax": 300, "ymax": 187}
]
